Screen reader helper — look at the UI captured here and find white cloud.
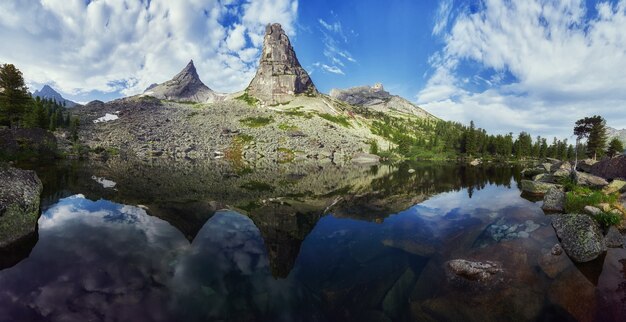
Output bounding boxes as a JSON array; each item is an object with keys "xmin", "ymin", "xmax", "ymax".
[
  {"xmin": 312, "ymin": 13, "xmax": 355, "ymax": 76},
  {"xmin": 0, "ymin": 0, "xmax": 299, "ymax": 99},
  {"xmin": 432, "ymin": 0, "xmax": 453, "ymax": 36},
  {"xmin": 419, "ymin": 0, "xmax": 626, "ymax": 138}
]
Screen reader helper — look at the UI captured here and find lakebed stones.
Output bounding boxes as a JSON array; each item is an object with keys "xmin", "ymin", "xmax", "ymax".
[
  {"xmin": 604, "ymin": 226, "xmax": 624, "ymax": 248},
  {"xmin": 247, "ymin": 23, "xmax": 317, "ymax": 105},
  {"xmin": 541, "ymin": 187, "xmax": 565, "ymax": 213},
  {"xmin": 0, "ymin": 166, "xmax": 43, "ymax": 248},
  {"xmin": 445, "ymin": 259, "xmax": 504, "ymax": 289},
  {"xmin": 551, "ymin": 214, "xmax": 606, "ymax": 263}
]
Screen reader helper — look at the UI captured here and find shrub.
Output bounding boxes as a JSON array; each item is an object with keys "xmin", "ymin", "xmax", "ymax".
[
  {"xmin": 564, "ymin": 185, "xmax": 619, "ymax": 213},
  {"xmin": 239, "ymin": 116, "xmax": 273, "ymax": 128},
  {"xmin": 235, "ymin": 92, "xmax": 259, "ymax": 106},
  {"xmin": 318, "ymin": 113, "xmax": 351, "ymax": 128},
  {"xmin": 278, "ymin": 123, "xmax": 298, "ymax": 131},
  {"xmin": 594, "ymin": 211, "xmax": 622, "ymax": 228}
]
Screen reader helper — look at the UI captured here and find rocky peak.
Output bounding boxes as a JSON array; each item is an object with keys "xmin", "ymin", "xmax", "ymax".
[
  {"xmin": 247, "ymin": 23, "xmax": 317, "ymax": 105},
  {"xmin": 330, "ymin": 84, "xmax": 436, "ymax": 119},
  {"xmin": 33, "ymin": 85, "xmax": 77, "ymax": 107},
  {"xmin": 144, "ymin": 60, "xmax": 222, "ymax": 103}
]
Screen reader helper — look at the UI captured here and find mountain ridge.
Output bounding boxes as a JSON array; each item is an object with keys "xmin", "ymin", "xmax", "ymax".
[{"xmin": 33, "ymin": 85, "xmax": 78, "ymax": 107}]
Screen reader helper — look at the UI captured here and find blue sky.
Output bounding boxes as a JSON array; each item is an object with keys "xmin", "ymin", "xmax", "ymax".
[{"xmin": 1, "ymin": 0, "xmax": 626, "ymax": 138}]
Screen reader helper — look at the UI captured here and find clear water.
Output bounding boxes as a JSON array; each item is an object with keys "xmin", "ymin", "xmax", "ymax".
[{"xmin": 0, "ymin": 160, "xmax": 624, "ymax": 321}]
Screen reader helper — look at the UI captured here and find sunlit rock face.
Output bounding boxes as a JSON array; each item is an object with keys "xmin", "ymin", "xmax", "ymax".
[{"xmin": 247, "ymin": 23, "xmax": 317, "ymax": 105}]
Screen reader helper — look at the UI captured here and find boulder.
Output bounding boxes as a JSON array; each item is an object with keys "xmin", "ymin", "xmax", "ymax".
[
  {"xmin": 469, "ymin": 158, "xmax": 481, "ymax": 166},
  {"xmin": 574, "ymin": 171, "xmax": 609, "ymax": 188},
  {"xmin": 550, "ymin": 161, "xmax": 572, "ymax": 173},
  {"xmin": 576, "ymin": 159, "xmax": 597, "ymax": 173},
  {"xmin": 521, "ymin": 180, "xmax": 557, "ymax": 196},
  {"xmin": 551, "ymin": 214, "xmax": 606, "ymax": 263},
  {"xmin": 521, "ymin": 167, "xmax": 546, "ymax": 179},
  {"xmin": 590, "ymin": 155, "xmax": 626, "ymax": 180},
  {"xmin": 603, "ymin": 180, "xmax": 626, "ymax": 195},
  {"xmin": 0, "ymin": 166, "xmax": 43, "ymax": 248},
  {"xmin": 542, "ymin": 187, "xmax": 565, "ymax": 213},
  {"xmin": 604, "ymin": 226, "xmax": 623, "ymax": 248},
  {"xmin": 583, "ymin": 206, "xmax": 602, "ymax": 216}
]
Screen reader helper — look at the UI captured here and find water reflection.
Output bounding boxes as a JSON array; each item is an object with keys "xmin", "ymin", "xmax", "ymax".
[{"xmin": 2, "ymin": 159, "xmax": 625, "ymax": 321}]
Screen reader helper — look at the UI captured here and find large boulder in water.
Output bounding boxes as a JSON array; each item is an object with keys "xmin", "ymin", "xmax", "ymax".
[
  {"xmin": 521, "ymin": 180, "xmax": 557, "ymax": 196},
  {"xmin": 0, "ymin": 166, "xmax": 42, "ymax": 248},
  {"xmin": 551, "ymin": 214, "xmax": 606, "ymax": 263},
  {"xmin": 591, "ymin": 155, "xmax": 626, "ymax": 180}
]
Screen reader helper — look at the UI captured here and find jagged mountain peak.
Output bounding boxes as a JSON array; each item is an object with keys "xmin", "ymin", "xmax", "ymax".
[
  {"xmin": 246, "ymin": 23, "xmax": 317, "ymax": 105},
  {"xmin": 143, "ymin": 60, "xmax": 223, "ymax": 103},
  {"xmin": 33, "ymin": 85, "xmax": 77, "ymax": 107}
]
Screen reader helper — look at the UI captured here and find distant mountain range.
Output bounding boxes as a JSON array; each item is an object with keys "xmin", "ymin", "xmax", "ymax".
[
  {"xmin": 32, "ymin": 85, "xmax": 78, "ymax": 108},
  {"xmin": 607, "ymin": 127, "xmax": 626, "ymax": 144}
]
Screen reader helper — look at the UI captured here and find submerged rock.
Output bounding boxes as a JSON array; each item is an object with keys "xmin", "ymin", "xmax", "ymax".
[
  {"xmin": 542, "ymin": 187, "xmax": 565, "ymax": 213},
  {"xmin": 446, "ymin": 259, "xmax": 503, "ymax": 283},
  {"xmin": 0, "ymin": 166, "xmax": 43, "ymax": 248},
  {"xmin": 551, "ymin": 214, "xmax": 606, "ymax": 263},
  {"xmin": 604, "ymin": 226, "xmax": 623, "ymax": 248}
]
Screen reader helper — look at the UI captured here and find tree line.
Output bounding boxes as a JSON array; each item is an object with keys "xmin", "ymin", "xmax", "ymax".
[
  {"xmin": 0, "ymin": 63, "xmax": 79, "ymax": 139},
  {"xmin": 369, "ymin": 110, "xmax": 622, "ymax": 161}
]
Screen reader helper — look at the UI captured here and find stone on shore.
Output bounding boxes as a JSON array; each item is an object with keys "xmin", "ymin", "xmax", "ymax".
[
  {"xmin": 521, "ymin": 180, "xmax": 557, "ymax": 196},
  {"xmin": 574, "ymin": 171, "xmax": 609, "ymax": 188},
  {"xmin": 604, "ymin": 226, "xmax": 624, "ymax": 248},
  {"xmin": 542, "ymin": 187, "xmax": 565, "ymax": 213},
  {"xmin": 0, "ymin": 166, "xmax": 43, "ymax": 248}
]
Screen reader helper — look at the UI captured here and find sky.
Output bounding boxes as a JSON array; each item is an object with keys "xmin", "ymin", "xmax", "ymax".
[{"xmin": 1, "ymin": 0, "xmax": 626, "ymax": 139}]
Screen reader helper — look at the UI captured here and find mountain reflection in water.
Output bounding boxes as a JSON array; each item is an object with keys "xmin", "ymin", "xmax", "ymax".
[{"xmin": 0, "ymin": 159, "xmax": 624, "ymax": 321}]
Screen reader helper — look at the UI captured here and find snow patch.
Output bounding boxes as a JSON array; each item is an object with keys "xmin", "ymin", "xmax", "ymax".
[{"xmin": 93, "ymin": 113, "xmax": 119, "ymax": 123}]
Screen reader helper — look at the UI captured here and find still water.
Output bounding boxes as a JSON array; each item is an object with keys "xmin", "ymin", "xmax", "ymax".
[{"xmin": 1, "ymin": 159, "xmax": 625, "ymax": 321}]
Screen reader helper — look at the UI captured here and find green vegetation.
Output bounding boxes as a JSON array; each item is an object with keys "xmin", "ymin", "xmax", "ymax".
[
  {"xmin": 278, "ymin": 123, "xmax": 298, "ymax": 131},
  {"xmin": 235, "ymin": 92, "xmax": 259, "ymax": 106},
  {"xmin": 277, "ymin": 147, "xmax": 296, "ymax": 163},
  {"xmin": 235, "ymin": 133, "xmax": 254, "ymax": 143},
  {"xmin": 239, "ymin": 116, "xmax": 274, "ymax": 127},
  {"xmin": 595, "ymin": 211, "xmax": 622, "ymax": 228},
  {"xmin": 368, "ymin": 139, "xmax": 379, "ymax": 155},
  {"xmin": 318, "ymin": 113, "xmax": 351, "ymax": 128},
  {"xmin": 564, "ymin": 185, "xmax": 618, "ymax": 213},
  {"xmin": 0, "ymin": 64, "xmax": 31, "ymax": 128},
  {"xmin": 282, "ymin": 106, "xmax": 312, "ymax": 118},
  {"xmin": 607, "ymin": 137, "xmax": 624, "ymax": 157},
  {"xmin": 240, "ymin": 181, "xmax": 274, "ymax": 192}
]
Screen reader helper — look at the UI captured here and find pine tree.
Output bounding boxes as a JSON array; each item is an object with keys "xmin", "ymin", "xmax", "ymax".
[
  {"xmin": 575, "ymin": 115, "xmax": 607, "ymax": 160},
  {"xmin": 607, "ymin": 138, "xmax": 624, "ymax": 157},
  {"xmin": 0, "ymin": 64, "xmax": 31, "ymax": 128}
]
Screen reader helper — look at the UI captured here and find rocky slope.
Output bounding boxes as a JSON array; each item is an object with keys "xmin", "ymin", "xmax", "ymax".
[
  {"xmin": 607, "ymin": 126, "xmax": 626, "ymax": 145},
  {"xmin": 246, "ymin": 23, "xmax": 317, "ymax": 105},
  {"xmin": 33, "ymin": 85, "xmax": 77, "ymax": 107},
  {"xmin": 330, "ymin": 83, "xmax": 436, "ymax": 119},
  {"xmin": 72, "ymin": 23, "xmax": 438, "ymax": 164},
  {"xmin": 142, "ymin": 60, "xmax": 223, "ymax": 103},
  {"xmin": 0, "ymin": 166, "xmax": 42, "ymax": 249}
]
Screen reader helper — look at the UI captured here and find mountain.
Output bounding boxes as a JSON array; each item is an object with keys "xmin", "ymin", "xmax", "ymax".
[
  {"xmin": 143, "ymin": 60, "xmax": 223, "ymax": 103},
  {"xmin": 607, "ymin": 127, "xmax": 626, "ymax": 144},
  {"xmin": 246, "ymin": 23, "xmax": 317, "ymax": 105},
  {"xmin": 330, "ymin": 83, "xmax": 436, "ymax": 119},
  {"xmin": 33, "ymin": 85, "xmax": 78, "ymax": 107}
]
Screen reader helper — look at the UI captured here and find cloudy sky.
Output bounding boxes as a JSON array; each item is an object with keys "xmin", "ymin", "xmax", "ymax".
[{"xmin": 1, "ymin": 0, "xmax": 625, "ymax": 138}]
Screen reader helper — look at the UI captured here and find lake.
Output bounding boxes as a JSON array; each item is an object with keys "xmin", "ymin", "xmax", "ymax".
[{"xmin": 0, "ymin": 159, "xmax": 624, "ymax": 321}]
